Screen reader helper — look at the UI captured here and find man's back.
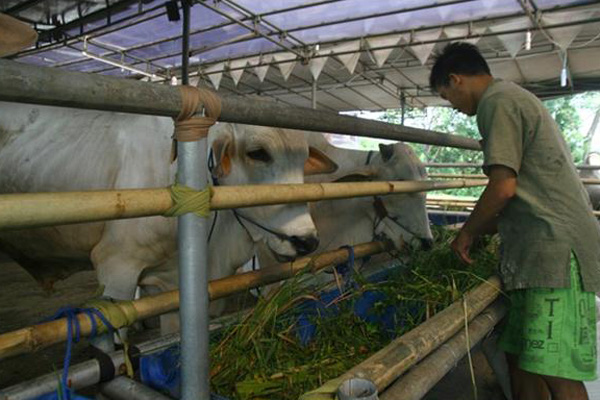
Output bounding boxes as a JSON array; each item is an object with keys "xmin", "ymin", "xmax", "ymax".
[{"xmin": 477, "ymin": 79, "xmax": 600, "ymax": 291}]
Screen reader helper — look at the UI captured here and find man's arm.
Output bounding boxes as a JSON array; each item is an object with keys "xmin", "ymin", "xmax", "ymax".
[{"xmin": 452, "ymin": 165, "xmax": 517, "ymax": 264}]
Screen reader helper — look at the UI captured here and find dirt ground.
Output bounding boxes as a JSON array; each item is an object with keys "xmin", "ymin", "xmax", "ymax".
[{"xmin": 0, "ymin": 253, "xmax": 505, "ymax": 399}]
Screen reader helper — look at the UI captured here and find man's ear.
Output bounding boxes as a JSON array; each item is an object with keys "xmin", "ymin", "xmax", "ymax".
[
  {"xmin": 304, "ymin": 147, "xmax": 338, "ymax": 175},
  {"xmin": 210, "ymin": 133, "xmax": 234, "ymax": 179},
  {"xmin": 448, "ymin": 73, "xmax": 461, "ymax": 87}
]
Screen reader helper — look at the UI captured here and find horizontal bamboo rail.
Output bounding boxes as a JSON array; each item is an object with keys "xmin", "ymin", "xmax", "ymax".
[
  {"xmin": 380, "ymin": 300, "xmax": 507, "ymax": 400},
  {"xmin": 0, "ymin": 241, "xmax": 391, "ymax": 360},
  {"xmin": 429, "ymin": 173, "xmax": 600, "ymax": 185},
  {"xmin": 0, "ymin": 59, "xmax": 480, "ymax": 150},
  {"xmin": 427, "ymin": 194, "xmax": 479, "ymax": 202},
  {"xmin": 427, "ymin": 199, "xmax": 600, "ymax": 217},
  {"xmin": 427, "ymin": 200, "xmax": 476, "ymax": 208},
  {"xmin": 308, "ymin": 276, "xmax": 503, "ymax": 395},
  {"xmin": 425, "ymin": 163, "xmax": 600, "ymax": 170},
  {"xmin": 0, "ymin": 179, "xmax": 487, "ymax": 231}
]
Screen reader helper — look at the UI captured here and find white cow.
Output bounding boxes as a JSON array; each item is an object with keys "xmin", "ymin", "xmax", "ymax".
[
  {"xmin": 302, "ymin": 132, "xmax": 433, "ymax": 254},
  {"xmin": 254, "ymin": 132, "xmax": 433, "ymax": 287},
  {"xmin": 0, "ymin": 102, "xmax": 336, "ymax": 328}
]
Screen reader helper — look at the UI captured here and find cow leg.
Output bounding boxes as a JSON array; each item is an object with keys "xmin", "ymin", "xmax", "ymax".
[{"xmin": 91, "ymin": 248, "xmax": 147, "ymax": 352}]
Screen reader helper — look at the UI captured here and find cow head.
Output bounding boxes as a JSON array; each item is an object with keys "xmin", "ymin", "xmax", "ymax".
[
  {"xmin": 334, "ymin": 142, "xmax": 433, "ymax": 249},
  {"xmin": 373, "ymin": 143, "xmax": 433, "ymax": 249},
  {"xmin": 209, "ymin": 123, "xmax": 337, "ymax": 262}
]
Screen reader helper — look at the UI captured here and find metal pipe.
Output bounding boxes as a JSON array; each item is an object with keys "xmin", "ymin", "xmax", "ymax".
[
  {"xmin": 0, "ymin": 59, "xmax": 480, "ymax": 149},
  {"xmin": 181, "ymin": 0, "xmax": 190, "ymax": 85},
  {"xmin": 0, "ymin": 333, "xmax": 180, "ymax": 400},
  {"xmin": 429, "ymin": 172, "xmax": 600, "ymax": 185},
  {"xmin": 177, "ymin": 138, "xmax": 210, "ymax": 399},
  {"xmin": 90, "ymin": 3, "xmax": 599, "ymax": 79},
  {"xmin": 312, "ymin": 78, "xmax": 317, "ymax": 110},
  {"xmin": 380, "ymin": 300, "xmax": 507, "ymax": 400},
  {"xmin": 427, "ymin": 209, "xmax": 472, "ymax": 217},
  {"xmin": 100, "ymin": 377, "xmax": 172, "ymax": 400},
  {"xmin": 178, "ymin": 0, "xmax": 209, "ymax": 397},
  {"xmin": 0, "ymin": 179, "xmax": 487, "ymax": 231}
]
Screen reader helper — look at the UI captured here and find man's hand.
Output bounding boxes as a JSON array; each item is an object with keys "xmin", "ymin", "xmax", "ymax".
[
  {"xmin": 450, "ymin": 165, "xmax": 516, "ymax": 265},
  {"xmin": 451, "ymin": 229, "xmax": 475, "ymax": 264}
]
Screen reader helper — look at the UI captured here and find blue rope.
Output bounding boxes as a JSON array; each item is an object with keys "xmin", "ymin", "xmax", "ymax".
[
  {"xmin": 43, "ymin": 307, "xmax": 116, "ymax": 400},
  {"xmin": 337, "ymin": 245, "xmax": 356, "ymax": 290}
]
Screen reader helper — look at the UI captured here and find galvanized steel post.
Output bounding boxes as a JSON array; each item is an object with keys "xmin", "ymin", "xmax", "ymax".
[{"xmin": 178, "ymin": 1, "xmax": 210, "ymax": 399}]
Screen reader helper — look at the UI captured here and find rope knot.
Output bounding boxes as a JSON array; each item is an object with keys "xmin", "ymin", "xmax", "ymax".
[{"xmin": 173, "ymin": 86, "xmax": 222, "ymax": 142}]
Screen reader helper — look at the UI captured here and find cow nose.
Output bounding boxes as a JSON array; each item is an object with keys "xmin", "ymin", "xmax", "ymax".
[
  {"xmin": 420, "ymin": 238, "xmax": 434, "ymax": 251},
  {"xmin": 289, "ymin": 235, "xmax": 320, "ymax": 256}
]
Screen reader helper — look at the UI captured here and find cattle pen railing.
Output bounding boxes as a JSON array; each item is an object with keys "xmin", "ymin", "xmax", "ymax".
[{"xmin": 0, "ymin": 58, "xmax": 489, "ymax": 400}]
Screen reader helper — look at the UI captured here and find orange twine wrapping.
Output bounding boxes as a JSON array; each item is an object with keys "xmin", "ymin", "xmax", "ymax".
[{"xmin": 173, "ymin": 86, "xmax": 222, "ymax": 142}]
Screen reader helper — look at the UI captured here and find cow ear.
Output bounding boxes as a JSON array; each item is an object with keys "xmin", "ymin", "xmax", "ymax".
[
  {"xmin": 379, "ymin": 143, "xmax": 394, "ymax": 162},
  {"xmin": 210, "ymin": 134, "xmax": 234, "ymax": 179},
  {"xmin": 304, "ymin": 147, "xmax": 338, "ymax": 175},
  {"xmin": 333, "ymin": 172, "xmax": 374, "ymax": 183}
]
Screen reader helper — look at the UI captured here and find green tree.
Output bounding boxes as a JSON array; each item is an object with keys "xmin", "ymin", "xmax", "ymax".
[{"xmin": 376, "ymin": 92, "xmax": 600, "ymax": 196}]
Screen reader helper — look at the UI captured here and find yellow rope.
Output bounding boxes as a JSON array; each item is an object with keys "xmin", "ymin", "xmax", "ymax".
[
  {"xmin": 164, "ymin": 183, "xmax": 212, "ymax": 218},
  {"xmin": 84, "ymin": 299, "xmax": 138, "ymax": 331},
  {"xmin": 84, "ymin": 298, "xmax": 138, "ymax": 378}
]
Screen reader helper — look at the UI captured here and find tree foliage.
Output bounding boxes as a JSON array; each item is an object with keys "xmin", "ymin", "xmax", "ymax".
[{"xmin": 376, "ymin": 92, "xmax": 600, "ymax": 196}]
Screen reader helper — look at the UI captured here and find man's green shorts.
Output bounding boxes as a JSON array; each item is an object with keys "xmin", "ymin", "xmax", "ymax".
[{"xmin": 498, "ymin": 252, "xmax": 597, "ymax": 381}]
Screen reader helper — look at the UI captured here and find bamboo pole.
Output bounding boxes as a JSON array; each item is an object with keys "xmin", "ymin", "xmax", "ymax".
[
  {"xmin": 0, "ymin": 241, "xmax": 391, "ymax": 361},
  {"xmin": 379, "ymin": 300, "xmax": 507, "ymax": 400},
  {"xmin": 425, "ymin": 163, "xmax": 600, "ymax": 170},
  {"xmin": 429, "ymin": 173, "xmax": 600, "ymax": 185},
  {"xmin": 427, "ymin": 194, "xmax": 479, "ymax": 202},
  {"xmin": 0, "ymin": 179, "xmax": 487, "ymax": 231},
  {"xmin": 0, "ymin": 59, "xmax": 480, "ymax": 150},
  {"xmin": 308, "ymin": 276, "xmax": 502, "ymax": 395},
  {"xmin": 427, "ymin": 200, "xmax": 476, "ymax": 208},
  {"xmin": 427, "ymin": 200, "xmax": 600, "ymax": 217}
]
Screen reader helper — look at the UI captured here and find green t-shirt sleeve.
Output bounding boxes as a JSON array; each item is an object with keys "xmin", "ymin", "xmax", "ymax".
[{"xmin": 478, "ymin": 97, "xmax": 523, "ymax": 176}]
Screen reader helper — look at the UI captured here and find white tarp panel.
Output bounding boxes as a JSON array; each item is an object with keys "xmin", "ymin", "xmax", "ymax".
[
  {"xmin": 489, "ymin": 17, "xmax": 531, "ymax": 58},
  {"xmin": 410, "ymin": 28, "xmax": 443, "ymax": 65},
  {"xmin": 309, "ymin": 53, "xmax": 329, "ymax": 81},
  {"xmin": 205, "ymin": 62, "xmax": 224, "ymax": 90},
  {"xmin": 366, "ymin": 34, "xmax": 406, "ymax": 68},
  {"xmin": 443, "ymin": 25, "xmax": 487, "ymax": 45},
  {"xmin": 333, "ymin": 40, "xmax": 361, "ymax": 74},
  {"xmin": 542, "ymin": 8, "xmax": 598, "ymax": 49},
  {"xmin": 273, "ymin": 52, "xmax": 297, "ymax": 81},
  {"xmin": 228, "ymin": 58, "xmax": 247, "ymax": 86},
  {"xmin": 248, "ymin": 55, "xmax": 272, "ymax": 83}
]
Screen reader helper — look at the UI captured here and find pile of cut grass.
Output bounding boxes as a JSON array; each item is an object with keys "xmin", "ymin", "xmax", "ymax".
[{"xmin": 210, "ymin": 227, "xmax": 499, "ymax": 399}]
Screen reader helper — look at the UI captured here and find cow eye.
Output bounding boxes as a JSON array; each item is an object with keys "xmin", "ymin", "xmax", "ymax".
[{"xmin": 246, "ymin": 148, "xmax": 272, "ymax": 163}]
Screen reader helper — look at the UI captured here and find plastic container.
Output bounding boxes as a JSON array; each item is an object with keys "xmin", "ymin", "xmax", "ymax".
[{"xmin": 337, "ymin": 378, "xmax": 379, "ymax": 400}]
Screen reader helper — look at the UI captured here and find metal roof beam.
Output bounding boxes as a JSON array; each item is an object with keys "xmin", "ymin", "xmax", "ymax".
[
  {"xmin": 195, "ymin": 0, "xmax": 306, "ymax": 60},
  {"xmin": 35, "ymin": 0, "xmax": 141, "ymax": 43},
  {"xmin": 3, "ymin": 0, "xmax": 46, "ymax": 16}
]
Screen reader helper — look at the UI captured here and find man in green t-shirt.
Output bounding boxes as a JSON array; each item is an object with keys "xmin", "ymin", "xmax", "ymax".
[{"xmin": 429, "ymin": 42, "xmax": 600, "ymax": 400}]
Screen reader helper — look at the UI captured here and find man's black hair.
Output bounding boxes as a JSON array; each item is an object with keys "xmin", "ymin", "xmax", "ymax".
[{"xmin": 429, "ymin": 42, "xmax": 491, "ymax": 91}]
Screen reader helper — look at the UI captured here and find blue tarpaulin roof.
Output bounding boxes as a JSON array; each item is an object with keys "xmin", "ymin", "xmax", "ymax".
[{"xmin": 3, "ymin": 0, "xmax": 600, "ymax": 111}]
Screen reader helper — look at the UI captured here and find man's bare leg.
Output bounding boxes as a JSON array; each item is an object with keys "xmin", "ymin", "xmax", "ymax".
[
  {"xmin": 506, "ymin": 353, "xmax": 551, "ymax": 400},
  {"xmin": 541, "ymin": 374, "xmax": 589, "ymax": 400}
]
